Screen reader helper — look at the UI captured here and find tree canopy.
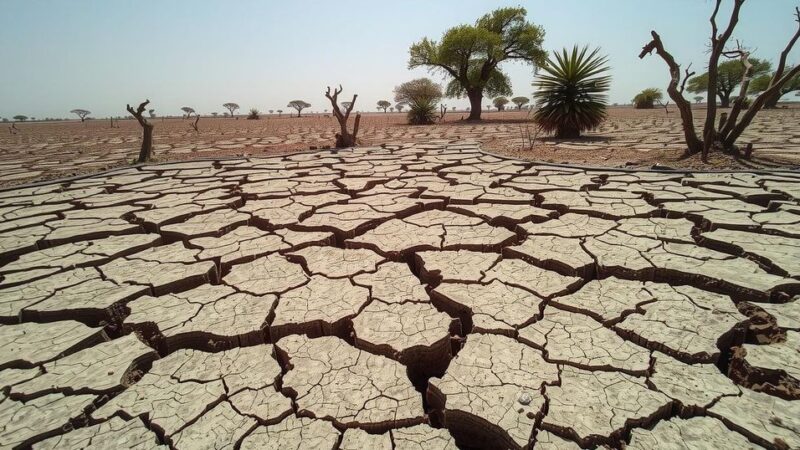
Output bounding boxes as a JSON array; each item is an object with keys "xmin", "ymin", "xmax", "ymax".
[
  {"xmin": 687, "ymin": 58, "xmax": 771, "ymax": 107},
  {"xmin": 749, "ymin": 67, "xmax": 800, "ymax": 104},
  {"xmin": 223, "ymin": 103, "xmax": 239, "ymax": 117},
  {"xmin": 287, "ymin": 100, "xmax": 311, "ymax": 117},
  {"xmin": 180, "ymin": 107, "xmax": 195, "ymax": 118},
  {"xmin": 13, "ymin": 115, "xmax": 27, "ymax": 121},
  {"xmin": 408, "ymin": 7, "xmax": 546, "ymax": 120},
  {"xmin": 632, "ymin": 88, "xmax": 663, "ymax": 109},
  {"xmin": 511, "ymin": 96, "xmax": 530, "ymax": 109},
  {"xmin": 377, "ymin": 100, "xmax": 391, "ymax": 112},
  {"xmin": 70, "ymin": 109, "xmax": 91, "ymax": 122},
  {"xmin": 492, "ymin": 96, "xmax": 509, "ymax": 110}
]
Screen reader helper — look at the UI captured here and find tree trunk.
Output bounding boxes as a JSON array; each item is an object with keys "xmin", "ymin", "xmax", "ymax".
[
  {"xmin": 467, "ymin": 91, "xmax": 482, "ymax": 120},
  {"xmin": 763, "ymin": 91, "xmax": 781, "ymax": 109},
  {"xmin": 719, "ymin": 92, "xmax": 731, "ymax": 108},
  {"xmin": 138, "ymin": 124, "xmax": 154, "ymax": 163}
]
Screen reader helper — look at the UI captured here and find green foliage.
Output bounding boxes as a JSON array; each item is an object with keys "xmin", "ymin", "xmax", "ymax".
[
  {"xmin": 532, "ymin": 45, "xmax": 611, "ymax": 138},
  {"xmin": 686, "ymin": 58, "xmax": 771, "ymax": 106},
  {"xmin": 693, "ymin": 96, "xmax": 703, "ymax": 104},
  {"xmin": 13, "ymin": 115, "xmax": 27, "ymax": 121},
  {"xmin": 749, "ymin": 68, "xmax": 800, "ymax": 98},
  {"xmin": 394, "ymin": 78, "xmax": 443, "ymax": 125},
  {"xmin": 492, "ymin": 96, "xmax": 509, "ymax": 110},
  {"xmin": 632, "ymin": 88, "xmax": 663, "ymax": 109},
  {"xmin": 511, "ymin": 96, "xmax": 530, "ymax": 109},
  {"xmin": 377, "ymin": 100, "xmax": 391, "ymax": 112},
  {"xmin": 247, "ymin": 108, "xmax": 260, "ymax": 120},
  {"xmin": 408, "ymin": 7, "xmax": 546, "ymax": 118}
]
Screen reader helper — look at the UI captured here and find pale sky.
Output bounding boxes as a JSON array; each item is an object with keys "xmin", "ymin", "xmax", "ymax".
[{"xmin": 1, "ymin": 0, "xmax": 798, "ymax": 119}]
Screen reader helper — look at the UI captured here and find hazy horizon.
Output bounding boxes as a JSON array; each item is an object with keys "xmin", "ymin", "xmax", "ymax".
[{"xmin": 1, "ymin": 0, "xmax": 798, "ymax": 119}]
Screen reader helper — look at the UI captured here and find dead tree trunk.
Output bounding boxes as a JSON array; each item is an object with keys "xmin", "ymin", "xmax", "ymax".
[
  {"xmin": 126, "ymin": 99, "xmax": 154, "ymax": 163},
  {"xmin": 640, "ymin": 1, "xmax": 800, "ymax": 163},
  {"xmin": 325, "ymin": 85, "xmax": 361, "ymax": 148},
  {"xmin": 190, "ymin": 114, "xmax": 200, "ymax": 132}
]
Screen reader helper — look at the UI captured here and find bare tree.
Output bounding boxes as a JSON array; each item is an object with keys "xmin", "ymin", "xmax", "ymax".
[
  {"xmin": 639, "ymin": 1, "xmax": 800, "ymax": 161},
  {"xmin": 126, "ymin": 99, "xmax": 154, "ymax": 163},
  {"xmin": 70, "ymin": 109, "xmax": 91, "ymax": 122},
  {"xmin": 180, "ymin": 107, "xmax": 195, "ymax": 119},
  {"xmin": 287, "ymin": 100, "xmax": 311, "ymax": 117},
  {"xmin": 222, "ymin": 102, "xmax": 239, "ymax": 118},
  {"xmin": 190, "ymin": 113, "xmax": 200, "ymax": 132},
  {"xmin": 324, "ymin": 85, "xmax": 361, "ymax": 148}
]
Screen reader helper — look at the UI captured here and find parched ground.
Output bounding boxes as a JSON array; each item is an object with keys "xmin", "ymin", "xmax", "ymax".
[
  {"xmin": 1, "ymin": 106, "xmax": 799, "ymax": 187},
  {"xmin": 0, "ymin": 141, "xmax": 798, "ymax": 449}
]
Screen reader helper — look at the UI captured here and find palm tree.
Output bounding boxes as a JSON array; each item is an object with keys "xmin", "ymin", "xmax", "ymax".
[{"xmin": 533, "ymin": 45, "xmax": 611, "ymax": 138}]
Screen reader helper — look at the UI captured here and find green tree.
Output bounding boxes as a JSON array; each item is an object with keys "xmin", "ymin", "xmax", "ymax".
[
  {"xmin": 687, "ymin": 58, "xmax": 771, "ymax": 108},
  {"xmin": 394, "ymin": 78, "xmax": 443, "ymax": 125},
  {"xmin": 749, "ymin": 67, "xmax": 800, "ymax": 107},
  {"xmin": 492, "ymin": 96, "xmax": 509, "ymax": 110},
  {"xmin": 70, "ymin": 109, "xmax": 91, "ymax": 122},
  {"xmin": 408, "ymin": 7, "xmax": 546, "ymax": 121},
  {"xmin": 693, "ymin": 96, "xmax": 703, "ymax": 104},
  {"xmin": 632, "ymin": 88, "xmax": 663, "ymax": 109},
  {"xmin": 511, "ymin": 96, "xmax": 530, "ymax": 109},
  {"xmin": 13, "ymin": 115, "xmax": 27, "ymax": 122},
  {"xmin": 287, "ymin": 100, "xmax": 311, "ymax": 117},
  {"xmin": 223, "ymin": 102, "xmax": 239, "ymax": 117},
  {"xmin": 377, "ymin": 100, "xmax": 391, "ymax": 112},
  {"xmin": 533, "ymin": 46, "xmax": 611, "ymax": 138}
]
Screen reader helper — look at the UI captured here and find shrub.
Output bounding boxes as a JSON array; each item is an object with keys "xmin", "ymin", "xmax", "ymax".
[
  {"xmin": 533, "ymin": 45, "xmax": 611, "ymax": 138},
  {"xmin": 632, "ymin": 88, "xmax": 663, "ymax": 109},
  {"xmin": 394, "ymin": 78, "xmax": 443, "ymax": 125},
  {"xmin": 247, "ymin": 108, "xmax": 260, "ymax": 120}
]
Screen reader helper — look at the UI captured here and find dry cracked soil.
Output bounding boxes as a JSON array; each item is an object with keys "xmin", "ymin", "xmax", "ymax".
[{"xmin": 0, "ymin": 141, "xmax": 799, "ymax": 449}]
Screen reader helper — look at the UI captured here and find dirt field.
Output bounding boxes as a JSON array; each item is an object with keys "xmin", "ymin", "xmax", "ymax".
[
  {"xmin": 1, "ymin": 106, "xmax": 799, "ymax": 187},
  {"xmin": 1, "ymin": 141, "xmax": 798, "ymax": 448}
]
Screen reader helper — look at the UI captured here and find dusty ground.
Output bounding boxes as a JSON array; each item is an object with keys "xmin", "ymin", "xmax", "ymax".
[
  {"xmin": 1, "ymin": 106, "xmax": 799, "ymax": 187},
  {"xmin": 0, "ymin": 142, "xmax": 798, "ymax": 449}
]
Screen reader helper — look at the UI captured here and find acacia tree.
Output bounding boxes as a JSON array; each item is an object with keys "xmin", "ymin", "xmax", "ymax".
[
  {"xmin": 287, "ymin": 100, "xmax": 311, "ymax": 117},
  {"xmin": 749, "ymin": 68, "xmax": 800, "ymax": 107},
  {"xmin": 70, "ymin": 109, "xmax": 91, "ymax": 122},
  {"xmin": 223, "ymin": 102, "xmax": 239, "ymax": 117},
  {"xmin": 395, "ymin": 103, "xmax": 405, "ymax": 112},
  {"xmin": 180, "ymin": 107, "xmax": 195, "ymax": 119},
  {"xmin": 408, "ymin": 7, "xmax": 546, "ymax": 120},
  {"xmin": 13, "ymin": 115, "xmax": 27, "ymax": 122},
  {"xmin": 377, "ymin": 100, "xmax": 391, "ymax": 112},
  {"xmin": 126, "ymin": 99, "xmax": 154, "ymax": 163},
  {"xmin": 511, "ymin": 96, "xmax": 530, "ymax": 109},
  {"xmin": 694, "ymin": 96, "xmax": 704, "ymax": 104},
  {"xmin": 640, "ymin": 1, "xmax": 800, "ymax": 161},
  {"xmin": 686, "ymin": 58, "xmax": 771, "ymax": 107},
  {"xmin": 492, "ymin": 97, "xmax": 509, "ymax": 111},
  {"xmin": 325, "ymin": 85, "xmax": 361, "ymax": 147}
]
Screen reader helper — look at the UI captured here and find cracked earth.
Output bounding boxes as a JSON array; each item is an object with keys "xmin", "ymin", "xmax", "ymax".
[{"xmin": 0, "ymin": 141, "xmax": 799, "ymax": 449}]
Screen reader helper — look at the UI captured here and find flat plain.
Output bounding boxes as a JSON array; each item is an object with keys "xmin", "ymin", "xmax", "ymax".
[{"xmin": 1, "ymin": 106, "xmax": 799, "ymax": 188}]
